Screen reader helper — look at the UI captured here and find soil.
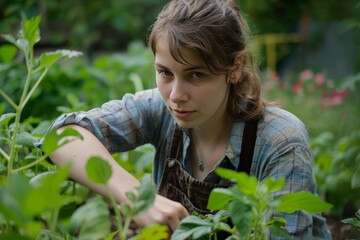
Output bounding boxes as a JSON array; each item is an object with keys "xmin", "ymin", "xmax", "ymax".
[{"xmin": 326, "ymin": 215, "xmax": 360, "ymax": 240}]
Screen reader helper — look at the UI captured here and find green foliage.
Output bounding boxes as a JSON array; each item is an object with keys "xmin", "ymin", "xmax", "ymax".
[
  {"xmin": 342, "ymin": 208, "xmax": 360, "ymax": 233},
  {"xmin": 173, "ymin": 168, "xmax": 332, "ymax": 240},
  {"xmin": 311, "ymin": 130, "xmax": 360, "ymax": 215}
]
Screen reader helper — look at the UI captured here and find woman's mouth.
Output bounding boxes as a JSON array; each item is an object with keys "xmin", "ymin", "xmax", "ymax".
[{"xmin": 171, "ymin": 108, "xmax": 195, "ymax": 120}]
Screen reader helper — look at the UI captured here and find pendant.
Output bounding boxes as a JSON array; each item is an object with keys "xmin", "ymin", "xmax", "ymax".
[{"xmin": 199, "ymin": 160, "xmax": 204, "ymax": 172}]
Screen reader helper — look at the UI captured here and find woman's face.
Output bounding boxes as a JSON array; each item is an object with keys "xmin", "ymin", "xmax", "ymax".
[{"xmin": 155, "ymin": 37, "xmax": 232, "ymax": 130}]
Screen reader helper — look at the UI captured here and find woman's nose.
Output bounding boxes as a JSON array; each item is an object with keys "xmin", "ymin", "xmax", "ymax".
[{"xmin": 169, "ymin": 79, "xmax": 189, "ymax": 103}]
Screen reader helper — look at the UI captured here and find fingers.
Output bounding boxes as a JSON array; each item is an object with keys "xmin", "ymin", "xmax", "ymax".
[{"xmin": 133, "ymin": 194, "xmax": 189, "ymax": 232}]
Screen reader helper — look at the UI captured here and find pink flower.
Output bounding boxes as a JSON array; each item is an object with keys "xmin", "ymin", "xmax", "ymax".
[
  {"xmin": 299, "ymin": 69, "xmax": 314, "ymax": 81},
  {"xmin": 321, "ymin": 88, "xmax": 349, "ymax": 108},
  {"xmin": 315, "ymin": 73, "xmax": 326, "ymax": 86},
  {"xmin": 292, "ymin": 81, "xmax": 303, "ymax": 93}
]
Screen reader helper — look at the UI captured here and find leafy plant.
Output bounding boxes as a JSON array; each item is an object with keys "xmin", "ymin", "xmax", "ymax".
[
  {"xmin": 342, "ymin": 208, "xmax": 360, "ymax": 233},
  {"xmin": 0, "ymin": 15, "xmax": 82, "ymax": 175},
  {"xmin": 173, "ymin": 168, "xmax": 332, "ymax": 240},
  {"xmin": 311, "ymin": 130, "xmax": 360, "ymax": 215},
  {"xmin": 85, "ymin": 156, "xmax": 168, "ymax": 240}
]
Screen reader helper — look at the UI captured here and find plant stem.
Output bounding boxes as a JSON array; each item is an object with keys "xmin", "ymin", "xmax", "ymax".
[
  {"xmin": 11, "ymin": 155, "xmax": 47, "ymax": 173},
  {"xmin": 121, "ymin": 217, "xmax": 132, "ymax": 240},
  {"xmin": 7, "ymin": 45, "xmax": 33, "ymax": 176},
  {"xmin": 50, "ymin": 207, "xmax": 59, "ymax": 232},
  {"xmin": 22, "ymin": 67, "xmax": 49, "ymax": 108},
  {"xmin": 0, "ymin": 88, "xmax": 17, "ymax": 109},
  {"xmin": 0, "ymin": 148, "xmax": 10, "ymax": 161},
  {"xmin": 106, "ymin": 186, "xmax": 123, "ymax": 237}
]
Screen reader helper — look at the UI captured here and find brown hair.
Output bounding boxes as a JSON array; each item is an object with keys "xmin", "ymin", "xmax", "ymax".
[{"xmin": 148, "ymin": 0, "xmax": 264, "ymax": 120}]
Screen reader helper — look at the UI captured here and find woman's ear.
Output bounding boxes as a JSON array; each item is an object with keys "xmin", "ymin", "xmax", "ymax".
[{"xmin": 228, "ymin": 55, "xmax": 244, "ymax": 84}]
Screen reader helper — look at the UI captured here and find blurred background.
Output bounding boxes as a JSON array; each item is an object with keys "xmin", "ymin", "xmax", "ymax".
[{"xmin": 0, "ymin": 1, "xmax": 359, "ymax": 239}]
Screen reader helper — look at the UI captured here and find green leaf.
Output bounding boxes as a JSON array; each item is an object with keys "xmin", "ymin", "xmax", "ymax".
[
  {"xmin": 0, "ymin": 44, "xmax": 18, "ymax": 63},
  {"xmin": 20, "ymin": 15, "xmax": 41, "ymax": 48},
  {"xmin": 263, "ymin": 177, "xmax": 285, "ymax": 193},
  {"xmin": 1, "ymin": 34, "xmax": 17, "ymax": 47},
  {"xmin": 171, "ymin": 215, "xmax": 212, "ymax": 240},
  {"xmin": 207, "ymin": 188, "xmax": 234, "ymax": 210},
  {"xmin": 16, "ymin": 132, "xmax": 38, "ymax": 148},
  {"xmin": 122, "ymin": 174, "xmax": 156, "ymax": 217},
  {"xmin": 215, "ymin": 168, "xmax": 258, "ymax": 195},
  {"xmin": 36, "ymin": 50, "xmax": 82, "ymax": 71},
  {"xmin": 24, "ymin": 165, "xmax": 71, "ymax": 216},
  {"xmin": 70, "ymin": 196, "xmax": 111, "ymax": 240},
  {"xmin": 41, "ymin": 127, "xmax": 83, "ymax": 156},
  {"xmin": 229, "ymin": 200, "xmax": 253, "ymax": 237},
  {"xmin": 351, "ymin": 170, "xmax": 360, "ymax": 189},
  {"xmin": 85, "ymin": 156, "xmax": 112, "ymax": 185},
  {"xmin": 277, "ymin": 192, "xmax": 333, "ymax": 214},
  {"xmin": 130, "ymin": 224, "xmax": 169, "ymax": 240},
  {"xmin": 0, "ymin": 113, "xmax": 16, "ymax": 126}
]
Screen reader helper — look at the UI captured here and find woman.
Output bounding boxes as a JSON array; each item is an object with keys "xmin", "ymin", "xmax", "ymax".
[{"xmin": 48, "ymin": 0, "xmax": 332, "ymax": 238}]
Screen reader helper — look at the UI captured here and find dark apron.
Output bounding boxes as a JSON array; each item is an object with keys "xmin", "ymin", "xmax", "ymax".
[{"xmin": 158, "ymin": 120, "xmax": 258, "ymax": 215}]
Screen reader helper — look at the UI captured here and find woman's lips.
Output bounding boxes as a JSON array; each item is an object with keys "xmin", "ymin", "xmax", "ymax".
[{"xmin": 171, "ymin": 108, "xmax": 195, "ymax": 120}]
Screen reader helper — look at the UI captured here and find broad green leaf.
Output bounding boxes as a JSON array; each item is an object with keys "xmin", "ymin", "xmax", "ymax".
[
  {"xmin": 130, "ymin": 224, "xmax": 169, "ymax": 240},
  {"xmin": 16, "ymin": 132, "xmax": 39, "ymax": 148},
  {"xmin": 0, "ymin": 44, "xmax": 17, "ymax": 62},
  {"xmin": 277, "ymin": 192, "xmax": 333, "ymax": 214},
  {"xmin": 0, "ymin": 113, "xmax": 16, "ymax": 126},
  {"xmin": 0, "ymin": 174, "xmax": 31, "ymax": 225},
  {"xmin": 207, "ymin": 188, "xmax": 234, "ymax": 210},
  {"xmin": 215, "ymin": 168, "xmax": 258, "ymax": 195},
  {"xmin": 70, "ymin": 196, "xmax": 111, "ymax": 240},
  {"xmin": 24, "ymin": 165, "xmax": 71, "ymax": 216},
  {"xmin": 229, "ymin": 200, "xmax": 253, "ymax": 237},
  {"xmin": 263, "ymin": 177, "xmax": 285, "ymax": 193},
  {"xmin": 20, "ymin": 15, "xmax": 41, "ymax": 48},
  {"xmin": 85, "ymin": 156, "xmax": 112, "ymax": 184},
  {"xmin": 86, "ymin": 156, "xmax": 112, "ymax": 184},
  {"xmin": 171, "ymin": 215, "xmax": 212, "ymax": 240},
  {"xmin": 41, "ymin": 127, "xmax": 83, "ymax": 156}
]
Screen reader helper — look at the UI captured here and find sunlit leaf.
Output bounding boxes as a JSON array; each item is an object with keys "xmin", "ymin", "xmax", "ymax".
[
  {"xmin": 207, "ymin": 188, "xmax": 233, "ymax": 210},
  {"xmin": 35, "ymin": 50, "xmax": 82, "ymax": 72},
  {"xmin": 277, "ymin": 192, "xmax": 333, "ymax": 214},
  {"xmin": 20, "ymin": 15, "xmax": 41, "ymax": 48},
  {"xmin": 130, "ymin": 224, "xmax": 168, "ymax": 240},
  {"xmin": 215, "ymin": 168, "xmax": 258, "ymax": 195}
]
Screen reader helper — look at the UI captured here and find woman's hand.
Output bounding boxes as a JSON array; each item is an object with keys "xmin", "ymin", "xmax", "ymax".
[{"xmin": 133, "ymin": 194, "xmax": 189, "ymax": 232}]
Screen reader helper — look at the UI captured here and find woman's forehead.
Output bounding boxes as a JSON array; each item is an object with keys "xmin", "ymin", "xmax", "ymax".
[{"xmin": 154, "ymin": 37, "xmax": 206, "ymax": 68}]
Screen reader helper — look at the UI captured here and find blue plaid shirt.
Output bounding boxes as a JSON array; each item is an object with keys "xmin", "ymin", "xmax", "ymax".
[{"xmin": 49, "ymin": 88, "xmax": 332, "ymax": 239}]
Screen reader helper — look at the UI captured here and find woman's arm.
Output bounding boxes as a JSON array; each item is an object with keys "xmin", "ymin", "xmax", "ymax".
[{"xmin": 50, "ymin": 124, "xmax": 188, "ymax": 231}]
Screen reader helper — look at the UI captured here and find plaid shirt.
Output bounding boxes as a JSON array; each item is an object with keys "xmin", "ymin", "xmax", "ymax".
[{"xmin": 49, "ymin": 88, "xmax": 332, "ymax": 239}]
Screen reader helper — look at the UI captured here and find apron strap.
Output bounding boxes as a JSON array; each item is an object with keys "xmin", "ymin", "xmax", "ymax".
[{"xmin": 237, "ymin": 120, "xmax": 258, "ymax": 174}]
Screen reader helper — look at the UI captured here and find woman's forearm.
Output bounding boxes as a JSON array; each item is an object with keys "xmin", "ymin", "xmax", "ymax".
[{"xmin": 49, "ymin": 124, "xmax": 140, "ymax": 204}]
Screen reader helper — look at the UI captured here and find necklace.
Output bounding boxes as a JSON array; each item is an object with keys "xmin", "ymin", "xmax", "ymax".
[{"xmin": 192, "ymin": 123, "xmax": 228, "ymax": 172}]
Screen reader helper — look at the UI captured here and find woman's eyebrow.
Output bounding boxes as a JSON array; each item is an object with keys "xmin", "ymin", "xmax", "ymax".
[{"xmin": 155, "ymin": 62, "xmax": 207, "ymax": 71}]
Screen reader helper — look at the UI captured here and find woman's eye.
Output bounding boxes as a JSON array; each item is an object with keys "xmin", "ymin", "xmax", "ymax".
[
  {"xmin": 158, "ymin": 70, "xmax": 173, "ymax": 77},
  {"xmin": 192, "ymin": 72, "xmax": 206, "ymax": 79}
]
